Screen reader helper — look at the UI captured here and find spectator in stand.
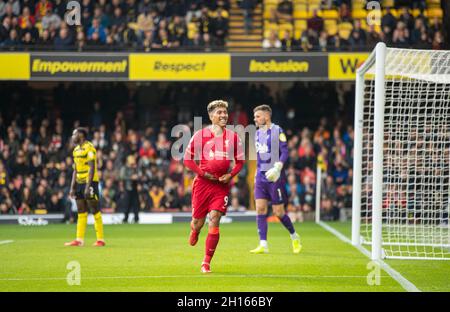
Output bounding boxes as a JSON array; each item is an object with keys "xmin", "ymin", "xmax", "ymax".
[
  {"xmin": 87, "ymin": 17, "xmax": 107, "ymax": 44},
  {"xmin": 318, "ymin": 30, "xmax": 328, "ymax": 51},
  {"xmin": 152, "ymin": 28, "xmax": 175, "ymax": 49},
  {"xmin": 20, "ymin": 19, "xmax": 39, "ymax": 43},
  {"xmin": 41, "ymin": 7, "xmax": 61, "ymax": 32},
  {"xmin": 93, "ymin": 5, "xmax": 109, "ymax": 28},
  {"xmin": 110, "ymin": 7, "xmax": 127, "ymax": 35},
  {"xmin": 18, "ymin": 6, "xmax": 35, "ymax": 30},
  {"xmin": 337, "ymin": 18, "xmax": 353, "ymax": 49},
  {"xmin": 398, "ymin": 7, "xmax": 414, "ymax": 31},
  {"xmin": 168, "ymin": 15, "xmax": 187, "ymax": 46},
  {"xmin": 211, "ymin": 12, "xmax": 228, "ymax": 47},
  {"xmin": 275, "ymin": 0, "xmax": 293, "ymax": 23},
  {"xmin": 366, "ymin": 24, "xmax": 382, "ymax": 49},
  {"xmin": 432, "ymin": 30, "xmax": 444, "ymax": 50},
  {"xmin": 262, "ymin": 29, "xmax": 281, "ymax": 50},
  {"xmin": 349, "ymin": 20, "xmax": 366, "ymax": 50},
  {"xmin": 299, "ymin": 29, "xmax": 313, "ymax": 51},
  {"xmin": 381, "ymin": 7, "xmax": 397, "ymax": 38},
  {"xmin": 392, "ymin": 21, "xmax": 410, "ymax": 48},
  {"xmin": 280, "ymin": 30, "xmax": 297, "ymax": 52},
  {"xmin": 34, "ymin": 0, "xmax": 53, "ymax": 22},
  {"xmin": 36, "ymin": 30, "xmax": 53, "ymax": 47},
  {"xmin": 136, "ymin": 8, "xmax": 154, "ymax": 42},
  {"xmin": 54, "ymin": 27, "xmax": 73, "ymax": 50},
  {"xmin": 307, "ymin": 9, "xmax": 324, "ymax": 37}
]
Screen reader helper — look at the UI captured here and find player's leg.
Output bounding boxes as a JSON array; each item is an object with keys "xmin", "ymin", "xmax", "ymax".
[
  {"xmin": 272, "ymin": 203, "xmax": 301, "ymax": 253},
  {"xmin": 189, "ymin": 179, "xmax": 207, "ymax": 246},
  {"xmin": 202, "ymin": 209, "xmax": 223, "ymax": 273},
  {"xmin": 250, "ymin": 198, "xmax": 270, "ymax": 253},
  {"xmin": 65, "ymin": 183, "xmax": 88, "ymax": 246},
  {"xmin": 190, "ymin": 217, "xmax": 206, "ymax": 246},
  {"xmin": 86, "ymin": 183, "xmax": 104, "ymax": 246},
  {"xmin": 270, "ymin": 180, "xmax": 302, "ymax": 253}
]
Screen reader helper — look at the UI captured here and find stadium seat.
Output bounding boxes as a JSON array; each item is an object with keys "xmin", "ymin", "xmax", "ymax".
[
  {"xmin": 264, "ymin": 0, "xmax": 280, "ymax": 4},
  {"xmin": 293, "ymin": 11, "xmax": 310, "ymax": 19},
  {"xmin": 294, "ymin": 4, "xmax": 308, "ymax": 11},
  {"xmin": 337, "ymin": 21, "xmax": 353, "ymax": 40},
  {"xmin": 294, "ymin": 20, "xmax": 307, "ymax": 32},
  {"xmin": 321, "ymin": 10, "xmax": 338, "ymax": 19},
  {"xmin": 383, "ymin": 9, "xmax": 399, "ymax": 18},
  {"xmin": 411, "ymin": 9, "xmax": 422, "ymax": 17},
  {"xmin": 382, "ymin": 0, "xmax": 394, "ymax": 7},
  {"xmin": 426, "ymin": 8, "xmax": 443, "ymax": 18},
  {"xmin": 352, "ymin": 9, "xmax": 367, "ymax": 19},
  {"xmin": 324, "ymin": 19, "xmax": 337, "ymax": 36},
  {"xmin": 352, "ymin": 0, "xmax": 366, "ymax": 10},
  {"xmin": 426, "ymin": 0, "xmax": 442, "ymax": 8}
]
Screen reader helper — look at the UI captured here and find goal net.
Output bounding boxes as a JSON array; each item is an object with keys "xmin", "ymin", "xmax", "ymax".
[{"xmin": 352, "ymin": 43, "xmax": 450, "ymax": 260}]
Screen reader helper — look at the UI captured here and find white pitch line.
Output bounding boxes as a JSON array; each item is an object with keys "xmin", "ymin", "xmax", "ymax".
[
  {"xmin": 317, "ymin": 221, "xmax": 421, "ymax": 292},
  {"xmin": 0, "ymin": 240, "xmax": 14, "ymax": 245},
  {"xmin": 0, "ymin": 274, "xmax": 387, "ymax": 282}
]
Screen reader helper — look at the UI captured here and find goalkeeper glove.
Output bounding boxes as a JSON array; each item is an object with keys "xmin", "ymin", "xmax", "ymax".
[{"xmin": 265, "ymin": 162, "xmax": 283, "ymax": 182}]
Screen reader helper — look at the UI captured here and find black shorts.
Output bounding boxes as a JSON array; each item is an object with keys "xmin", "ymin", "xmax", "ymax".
[{"xmin": 75, "ymin": 182, "xmax": 99, "ymax": 200}]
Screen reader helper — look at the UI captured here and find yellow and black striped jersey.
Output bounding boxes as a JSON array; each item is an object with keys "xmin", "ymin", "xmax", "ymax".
[{"xmin": 73, "ymin": 140, "xmax": 99, "ymax": 184}]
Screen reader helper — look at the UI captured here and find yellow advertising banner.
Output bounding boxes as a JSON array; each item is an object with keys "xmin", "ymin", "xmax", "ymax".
[
  {"xmin": 129, "ymin": 54, "xmax": 231, "ymax": 80},
  {"xmin": 328, "ymin": 53, "xmax": 369, "ymax": 80},
  {"xmin": 0, "ymin": 53, "xmax": 30, "ymax": 80}
]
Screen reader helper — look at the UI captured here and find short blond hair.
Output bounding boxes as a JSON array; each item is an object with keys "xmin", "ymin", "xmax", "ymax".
[{"xmin": 207, "ymin": 100, "xmax": 228, "ymax": 114}]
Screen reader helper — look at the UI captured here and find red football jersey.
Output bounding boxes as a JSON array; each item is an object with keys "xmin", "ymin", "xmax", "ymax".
[{"xmin": 184, "ymin": 127, "xmax": 244, "ymax": 178}]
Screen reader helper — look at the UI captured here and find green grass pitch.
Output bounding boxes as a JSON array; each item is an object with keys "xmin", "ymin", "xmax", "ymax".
[{"xmin": 0, "ymin": 222, "xmax": 448, "ymax": 292}]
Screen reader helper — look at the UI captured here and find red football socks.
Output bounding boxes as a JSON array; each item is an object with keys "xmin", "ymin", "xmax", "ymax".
[{"xmin": 203, "ymin": 227, "xmax": 220, "ymax": 264}]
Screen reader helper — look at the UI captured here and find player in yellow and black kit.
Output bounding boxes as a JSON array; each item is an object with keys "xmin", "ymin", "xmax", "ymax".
[{"xmin": 65, "ymin": 128, "xmax": 105, "ymax": 247}]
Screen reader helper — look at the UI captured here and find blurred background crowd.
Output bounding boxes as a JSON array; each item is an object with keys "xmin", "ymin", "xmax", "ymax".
[{"xmin": 0, "ymin": 0, "xmax": 446, "ymax": 51}]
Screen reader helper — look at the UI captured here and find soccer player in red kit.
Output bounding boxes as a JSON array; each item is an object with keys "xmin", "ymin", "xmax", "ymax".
[{"xmin": 183, "ymin": 100, "xmax": 245, "ymax": 273}]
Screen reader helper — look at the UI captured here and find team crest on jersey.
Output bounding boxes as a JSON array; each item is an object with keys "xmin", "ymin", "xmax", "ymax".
[{"xmin": 224, "ymin": 139, "xmax": 229, "ymax": 148}]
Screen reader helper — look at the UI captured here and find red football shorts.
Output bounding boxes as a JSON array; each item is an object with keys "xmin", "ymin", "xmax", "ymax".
[{"xmin": 191, "ymin": 177, "xmax": 230, "ymax": 219}]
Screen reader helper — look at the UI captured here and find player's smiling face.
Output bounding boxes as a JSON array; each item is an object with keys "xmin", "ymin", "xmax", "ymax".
[{"xmin": 210, "ymin": 107, "xmax": 228, "ymax": 127}]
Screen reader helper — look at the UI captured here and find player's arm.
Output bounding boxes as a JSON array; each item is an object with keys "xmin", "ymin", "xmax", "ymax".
[
  {"xmin": 84, "ymin": 147, "xmax": 96, "ymax": 198},
  {"xmin": 265, "ymin": 129, "xmax": 288, "ymax": 182},
  {"xmin": 183, "ymin": 132, "xmax": 216, "ymax": 181},
  {"xmin": 70, "ymin": 167, "xmax": 77, "ymax": 198},
  {"xmin": 219, "ymin": 133, "xmax": 245, "ymax": 183}
]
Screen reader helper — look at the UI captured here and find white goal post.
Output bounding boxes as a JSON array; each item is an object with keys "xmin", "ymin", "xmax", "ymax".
[{"xmin": 352, "ymin": 42, "xmax": 450, "ymax": 261}]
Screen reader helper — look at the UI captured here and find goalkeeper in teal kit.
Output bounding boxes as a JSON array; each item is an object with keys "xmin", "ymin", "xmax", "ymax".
[{"xmin": 250, "ymin": 105, "xmax": 302, "ymax": 254}]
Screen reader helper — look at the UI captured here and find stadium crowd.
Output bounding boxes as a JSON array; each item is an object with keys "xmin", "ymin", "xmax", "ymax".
[
  {"xmin": 0, "ymin": 0, "xmax": 446, "ymax": 51},
  {"xmin": 0, "ymin": 0, "xmax": 232, "ymax": 51},
  {"xmin": 0, "ymin": 81, "xmax": 353, "ymax": 222},
  {"xmin": 262, "ymin": 0, "xmax": 446, "ymax": 51}
]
